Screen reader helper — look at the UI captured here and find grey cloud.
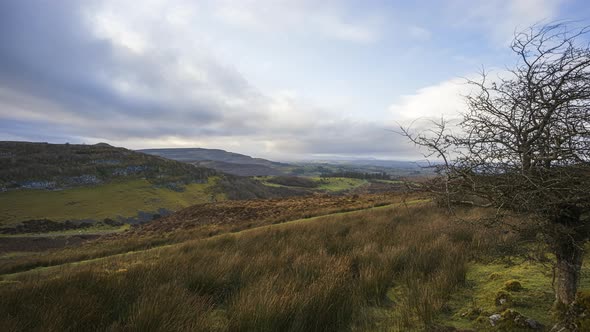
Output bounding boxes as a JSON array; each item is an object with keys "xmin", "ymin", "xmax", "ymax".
[
  {"xmin": 0, "ymin": 1, "xmax": 418, "ymax": 159},
  {"xmin": 271, "ymin": 121, "xmax": 415, "ymax": 158},
  {"xmin": 0, "ymin": 1, "xmax": 264, "ymax": 132}
]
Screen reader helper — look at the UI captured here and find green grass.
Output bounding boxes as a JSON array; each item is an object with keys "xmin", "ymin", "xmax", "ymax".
[
  {"xmin": 315, "ymin": 177, "xmax": 367, "ymax": 191},
  {"xmin": 438, "ymin": 248, "xmax": 590, "ymax": 330},
  {"xmin": 255, "ymin": 176, "xmax": 367, "ymax": 192},
  {"xmin": 0, "ymin": 178, "xmax": 221, "ymax": 226},
  {"xmin": 372, "ymin": 179, "xmax": 404, "ymax": 184},
  {"xmin": 439, "ymin": 261, "xmax": 556, "ymax": 329}
]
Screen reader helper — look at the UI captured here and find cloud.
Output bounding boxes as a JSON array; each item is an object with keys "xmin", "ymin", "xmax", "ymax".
[
  {"xmin": 389, "ymin": 78, "xmax": 472, "ymax": 123},
  {"xmin": 0, "ymin": 1, "xmax": 265, "ymax": 138},
  {"xmin": 447, "ymin": 0, "xmax": 564, "ymax": 44},
  {"xmin": 214, "ymin": 0, "xmax": 381, "ymax": 43},
  {"xmin": 0, "ymin": 1, "xmax": 418, "ymax": 159},
  {"xmin": 3, "ymin": 1, "xmax": 566, "ymax": 161}
]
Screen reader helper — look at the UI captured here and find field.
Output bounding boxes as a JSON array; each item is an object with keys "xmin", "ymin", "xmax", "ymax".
[
  {"xmin": 0, "ymin": 178, "xmax": 221, "ymax": 227},
  {"xmin": 2, "ymin": 195, "xmax": 587, "ymax": 331},
  {"xmin": 0, "ymin": 193, "xmax": 403, "ymax": 274},
  {"xmin": 256, "ymin": 176, "xmax": 369, "ymax": 192}
]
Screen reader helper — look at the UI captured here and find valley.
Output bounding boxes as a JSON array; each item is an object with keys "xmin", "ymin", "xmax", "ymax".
[
  {"xmin": 3, "ymin": 141, "xmax": 589, "ymax": 330},
  {"xmin": 3, "ymin": 4, "xmax": 590, "ymax": 330}
]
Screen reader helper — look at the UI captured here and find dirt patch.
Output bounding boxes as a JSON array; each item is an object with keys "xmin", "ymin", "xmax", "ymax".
[{"xmin": 0, "ymin": 235, "xmax": 99, "ymax": 253}]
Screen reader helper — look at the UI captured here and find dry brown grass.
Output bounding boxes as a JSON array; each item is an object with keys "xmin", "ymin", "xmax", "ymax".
[{"xmin": 0, "ymin": 203, "xmax": 510, "ymax": 331}]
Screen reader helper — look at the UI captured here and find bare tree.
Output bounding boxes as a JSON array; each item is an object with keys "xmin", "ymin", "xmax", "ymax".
[{"xmin": 401, "ymin": 23, "xmax": 590, "ymax": 311}]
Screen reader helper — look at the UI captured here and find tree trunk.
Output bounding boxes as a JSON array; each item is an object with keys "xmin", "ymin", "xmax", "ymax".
[
  {"xmin": 554, "ymin": 240, "xmax": 584, "ymax": 306},
  {"xmin": 552, "ymin": 205, "xmax": 585, "ymax": 307}
]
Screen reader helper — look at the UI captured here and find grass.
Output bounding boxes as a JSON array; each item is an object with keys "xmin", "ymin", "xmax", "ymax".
[
  {"xmin": 315, "ymin": 177, "xmax": 367, "ymax": 192},
  {"xmin": 0, "ymin": 178, "xmax": 221, "ymax": 226},
  {"xmin": 439, "ymin": 261, "xmax": 555, "ymax": 329},
  {"xmin": 0, "ymin": 198, "xmax": 416, "ymax": 277},
  {"xmin": 256, "ymin": 176, "xmax": 367, "ymax": 193},
  {"xmin": 0, "ymin": 223, "xmax": 130, "ymax": 238},
  {"xmin": 0, "ymin": 202, "xmax": 520, "ymax": 331},
  {"xmin": 1, "ymin": 201, "xmax": 588, "ymax": 331}
]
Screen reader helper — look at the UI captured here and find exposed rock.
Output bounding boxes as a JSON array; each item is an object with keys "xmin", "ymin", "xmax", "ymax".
[
  {"xmin": 65, "ymin": 174, "xmax": 101, "ymax": 186},
  {"xmin": 525, "ymin": 318, "xmax": 544, "ymax": 330},
  {"xmin": 489, "ymin": 309, "xmax": 544, "ymax": 330},
  {"xmin": 489, "ymin": 313, "xmax": 502, "ymax": 326},
  {"xmin": 495, "ymin": 290, "xmax": 513, "ymax": 306},
  {"xmin": 19, "ymin": 180, "xmax": 57, "ymax": 189}
]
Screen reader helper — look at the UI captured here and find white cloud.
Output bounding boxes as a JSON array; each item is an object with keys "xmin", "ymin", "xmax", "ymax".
[
  {"xmin": 449, "ymin": 0, "xmax": 564, "ymax": 44},
  {"xmin": 213, "ymin": 0, "xmax": 381, "ymax": 43},
  {"xmin": 389, "ymin": 78, "xmax": 472, "ymax": 123}
]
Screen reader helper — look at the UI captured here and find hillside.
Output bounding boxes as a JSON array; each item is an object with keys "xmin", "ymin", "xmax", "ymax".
[
  {"xmin": 139, "ymin": 148, "xmax": 289, "ymax": 176},
  {"xmin": 138, "ymin": 147, "xmax": 285, "ymax": 166},
  {"xmin": 191, "ymin": 160, "xmax": 284, "ymax": 176},
  {"xmin": 138, "ymin": 148, "xmax": 431, "ymax": 178},
  {"xmin": 0, "ymin": 142, "xmax": 304, "ymax": 229},
  {"xmin": 0, "ymin": 141, "xmax": 216, "ymax": 190},
  {"xmin": 1, "ymin": 196, "xmax": 586, "ymax": 331}
]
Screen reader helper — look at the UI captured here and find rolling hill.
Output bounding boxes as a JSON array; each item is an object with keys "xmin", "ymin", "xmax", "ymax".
[
  {"xmin": 0, "ymin": 142, "xmax": 303, "ymax": 230},
  {"xmin": 139, "ymin": 148, "xmax": 290, "ymax": 176},
  {"xmin": 0, "ymin": 141, "xmax": 222, "ymax": 189}
]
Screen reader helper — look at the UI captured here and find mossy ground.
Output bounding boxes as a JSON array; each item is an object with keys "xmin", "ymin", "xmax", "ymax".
[
  {"xmin": 0, "ymin": 178, "xmax": 221, "ymax": 226},
  {"xmin": 437, "ymin": 257, "xmax": 590, "ymax": 330}
]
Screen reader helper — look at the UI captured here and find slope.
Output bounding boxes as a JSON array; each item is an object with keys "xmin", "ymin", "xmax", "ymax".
[
  {"xmin": 0, "ymin": 142, "xmax": 302, "ymax": 229},
  {"xmin": 139, "ymin": 147, "xmax": 290, "ymax": 176}
]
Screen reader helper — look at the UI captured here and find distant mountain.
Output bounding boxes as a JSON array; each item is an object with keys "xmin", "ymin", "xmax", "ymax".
[{"xmin": 139, "ymin": 148, "xmax": 289, "ymax": 176}]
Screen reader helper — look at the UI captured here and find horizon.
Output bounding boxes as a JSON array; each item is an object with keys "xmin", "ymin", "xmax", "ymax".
[
  {"xmin": 1, "ymin": 140, "xmax": 427, "ymax": 163},
  {"xmin": 1, "ymin": 1, "xmax": 588, "ymax": 160}
]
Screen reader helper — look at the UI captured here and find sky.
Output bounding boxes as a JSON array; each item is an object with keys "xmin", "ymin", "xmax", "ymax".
[{"xmin": 0, "ymin": 0, "xmax": 588, "ymax": 161}]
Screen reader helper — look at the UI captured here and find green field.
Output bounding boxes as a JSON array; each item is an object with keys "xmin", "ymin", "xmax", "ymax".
[
  {"xmin": 0, "ymin": 178, "xmax": 222, "ymax": 226},
  {"xmin": 315, "ymin": 177, "xmax": 367, "ymax": 191},
  {"xmin": 256, "ymin": 176, "xmax": 367, "ymax": 192}
]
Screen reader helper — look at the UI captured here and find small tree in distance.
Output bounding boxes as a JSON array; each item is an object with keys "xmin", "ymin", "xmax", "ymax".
[{"xmin": 401, "ymin": 23, "xmax": 590, "ymax": 312}]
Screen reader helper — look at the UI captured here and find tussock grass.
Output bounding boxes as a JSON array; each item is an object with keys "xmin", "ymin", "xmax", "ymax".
[
  {"xmin": 0, "ymin": 203, "xmax": 512, "ymax": 331},
  {"xmin": 0, "ymin": 195, "xmax": 406, "ymax": 276}
]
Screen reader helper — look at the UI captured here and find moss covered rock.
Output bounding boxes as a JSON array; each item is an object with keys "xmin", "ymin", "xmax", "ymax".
[
  {"xmin": 495, "ymin": 290, "xmax": 513, "ymax": 306},
  {"xmin": 504, "ymin": 279, "xmax": 523, "ymax": 292}
]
